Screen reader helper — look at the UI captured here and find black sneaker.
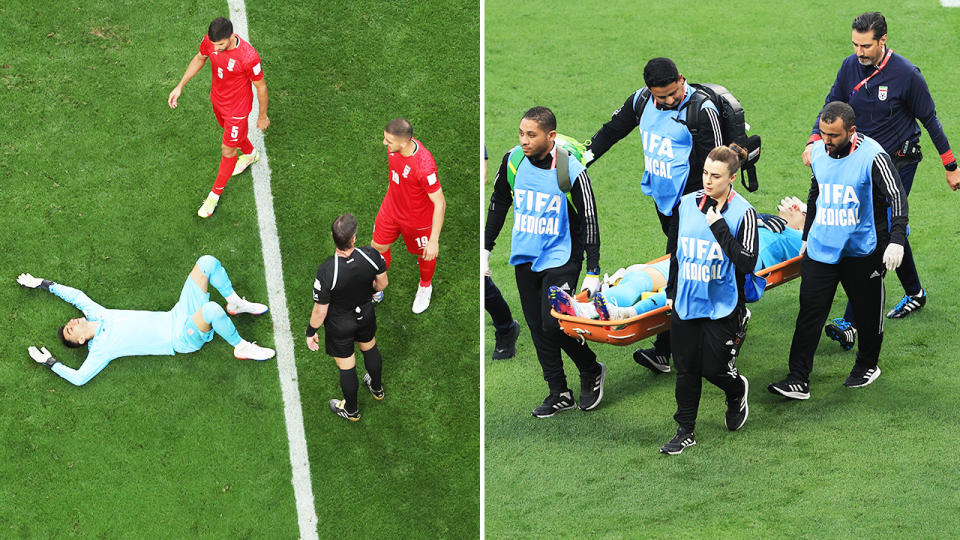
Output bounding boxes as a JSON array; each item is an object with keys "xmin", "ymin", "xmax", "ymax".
[
  {"xmin": 579, "ymin": 362, "xmax": 606, "ymax": 411},
  {"xmin": 633, "ymin": 347, "xmax": 671, "ymax": 374},
  {"xmin": 843, "ymin": 365, "xmax": 881, "ymax": 388},
  {"xmin": 362, "ymin": 372, "xmax": 384, "ymax": 400},
  {"xmin": 824, "ymin": 317, "xmax": 856, "ymax": 351},
  {"xmin": 767, "ymin": 378, "xmax": 810, "ymax": 400},
  {"xmin": 492, "ymin": 320, "xmax": 520, "ymax": 360},
  {"xmin": 531, "ymin": 390, "xmax": 576, "ymax": 418},
  {"xmin": 329, "ymin": 399, "xmax": 360, "ymax": 421},
  {"xmin": 887, "ymin": 289, "xmax": 926, "ymax": 319},
  {"xmin": 660, "ymin": 427, "xmax": 696, "ymax": 455},
  {"xmin": 725, "ymin": 374, "xmax": 749, "ymax": 431}
]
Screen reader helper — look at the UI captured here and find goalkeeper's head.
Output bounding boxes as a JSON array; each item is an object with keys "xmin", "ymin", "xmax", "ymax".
[{"xmin": 58, "ymin": 317, "xmax": 93, "ymax": 348}]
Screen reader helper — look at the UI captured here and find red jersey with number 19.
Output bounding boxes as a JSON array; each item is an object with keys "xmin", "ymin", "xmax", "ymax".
[
  {"xmin": 199, "ymin": 34, "xmax": 264, "ymax": 117},
  {"xmin": 382, "ymin": 138, "xmax": 441, "ymax": 224}
]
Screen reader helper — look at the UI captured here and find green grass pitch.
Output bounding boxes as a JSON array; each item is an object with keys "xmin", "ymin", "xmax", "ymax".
[
  {"xmin": 0, "ymin": 0, "xmax": 479, "ymax": 537},
  {"xmin": 484, "ymin": 0, "xmax": 960, "ymax": 537}
]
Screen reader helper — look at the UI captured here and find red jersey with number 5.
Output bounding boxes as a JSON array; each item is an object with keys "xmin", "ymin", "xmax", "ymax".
[
  {"xmin": 382, "ymin": 138, "xmax": 441, "ymax": 224},
  {"xmin": 199, "ymin": 34, "xmax": 264, "ymax": 117}
]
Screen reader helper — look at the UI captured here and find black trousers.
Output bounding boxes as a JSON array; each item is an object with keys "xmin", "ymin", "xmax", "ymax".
[
  {"xmin": 845, "ymin": 161, "xmax": 920, "ymax": 324},
  {"xmin": 653, "ymin": 204, "xmax": 680, "ymax": 357},
  {"xmin": 788, "ymin": 249, "xmax": 886, "ymax": 382},
  {"xmin": 515, "ymin": 257, "xmax": 601, "ymax": 395},
  {"xmin": 670, "ymin": 307, "xmax": 746, "ymax": 431},
  {"xmin": 484, "ymin": 276, "xmax": 514, "ymax": 333}
]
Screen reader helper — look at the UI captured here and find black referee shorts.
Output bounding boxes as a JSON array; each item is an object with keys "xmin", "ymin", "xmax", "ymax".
[{"xmin": 324, "ymin": 303, "xmax": 377, "ymax": 358}]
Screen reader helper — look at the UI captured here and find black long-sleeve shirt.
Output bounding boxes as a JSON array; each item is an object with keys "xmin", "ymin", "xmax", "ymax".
[
  {"xmin": 484, "ymin": 145, "xmax": 601, "ymax": 271},
  {"xmin": 666, "ymin": 193, "xmax": 759, "ymax": 303},
  {"xmin": 802, "ymin": 132, "xmax": 908, "ymax": 247},
  {"xmin": 584, "ymin": 85, "xmax": 723, "ymax": 196}
]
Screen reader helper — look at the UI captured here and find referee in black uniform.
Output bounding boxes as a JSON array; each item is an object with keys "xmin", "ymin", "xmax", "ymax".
[
  {"xmin": 306, "ymin": 213, "xmax": 389, "ymax": 421},
  {"xmin": 770, "ymin": 102, "xmax": 908, "ymax": 400}
]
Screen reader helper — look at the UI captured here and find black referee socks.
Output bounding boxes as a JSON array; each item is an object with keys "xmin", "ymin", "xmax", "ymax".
[
  {"xmin": 339, "ymin": 367, "xmax": 359, "ymax": 414},
  {"xmin": 362, "ymin": 345, "xmax": 383, "ymax": 390}
]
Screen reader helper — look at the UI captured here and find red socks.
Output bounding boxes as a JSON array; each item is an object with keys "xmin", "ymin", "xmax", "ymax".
[
  {"xmin": 212, "ymin": 154, "xmax": 238, "ymax": 196},
  {"xmin": 381, "ymin": 248, "xmax": 391, "ymax": 269},
  {"xmin": 417, "ymin": 257, "xmax": 436, "ymax": 287},
  {"xmin": 239, "ymin": 138, "xmax": 254, "ymax": 156}
]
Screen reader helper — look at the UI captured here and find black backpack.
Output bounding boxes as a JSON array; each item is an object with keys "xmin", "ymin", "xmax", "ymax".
[{"xmin": 633, "ymin": 83, "xmax": 762, "ymax": 192}]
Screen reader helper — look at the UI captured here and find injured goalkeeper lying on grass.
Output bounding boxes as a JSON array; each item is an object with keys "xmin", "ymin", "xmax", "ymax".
[{"xmin": 549, "ymin": 197, "xmax": 806, "ymax": 321}]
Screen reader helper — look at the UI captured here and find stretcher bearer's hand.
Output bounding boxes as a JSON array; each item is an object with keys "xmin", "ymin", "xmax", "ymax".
[
  {"xmin": 580, "ymin": 272, "xmax": 600, "ymax": 297},
  {"xmin": 883, "ymin": 243, "xmax": 904, "ymax": 271},
  {"xmin": 482, "ymin": 249, "xmax": 492, "ymax": 277},
  {"xmin": 666, "ymin": 298, "xmax": 673, "ymax": 310},
  {"xmin": 705, "ymin": 205, "xmax": 723, "ymax": 226}
]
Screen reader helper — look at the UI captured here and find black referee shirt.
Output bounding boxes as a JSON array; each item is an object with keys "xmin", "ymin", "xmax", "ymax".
[{"xmin": 313, "ymin": 246, "xmax": 386, "ymax": 316}]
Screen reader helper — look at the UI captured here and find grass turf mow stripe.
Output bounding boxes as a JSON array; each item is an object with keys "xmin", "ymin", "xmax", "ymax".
[{"xmin": 227, "ymin": 0, "xmax": 319, "ymax": 537}]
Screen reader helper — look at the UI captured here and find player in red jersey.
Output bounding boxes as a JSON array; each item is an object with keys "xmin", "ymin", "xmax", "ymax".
[
  {"xmin": 372, "ymin": 118, "xmax": 446, "ymax": 314},
  {"xmin": 167, "ymin": 17, "xmax": 270, "ymax": 218}
]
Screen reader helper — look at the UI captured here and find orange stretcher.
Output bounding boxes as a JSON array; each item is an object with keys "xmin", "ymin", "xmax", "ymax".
[{"xmin": 551, "ymin": 254, "xmax": 803, "ymax": 345}]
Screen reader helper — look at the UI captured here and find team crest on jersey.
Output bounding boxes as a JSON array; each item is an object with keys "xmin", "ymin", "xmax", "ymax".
[
  {"xmin": 227, "ymin": 58, "xmax": 236, "ymax": 72},
  {"xmin": 878, "ymin": 85, "xmax": 888, "ymax": 101},
  {"xmin": 392, "ymin": 171, "xmax": 400, "ymax": 184},
  {"xmin": 402, "ymin": 165, "xmax": 411, "ymax": 178}
]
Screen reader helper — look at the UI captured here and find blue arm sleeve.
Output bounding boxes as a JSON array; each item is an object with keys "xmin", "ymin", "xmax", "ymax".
[
  {"xmin": 49, "ymin": 283, "xmax": 107, "ymax": 320},
  {"xmin": 51, "ymin": 352, "xmax": 111, "ymax": 386}
]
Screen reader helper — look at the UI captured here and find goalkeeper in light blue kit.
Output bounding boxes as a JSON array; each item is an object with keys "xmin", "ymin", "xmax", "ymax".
[{"xmin": 17, "ymin": 255, "xmax": 275, "ymax": 386}]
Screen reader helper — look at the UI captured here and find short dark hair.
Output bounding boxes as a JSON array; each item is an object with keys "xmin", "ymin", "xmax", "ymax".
[
  {"xmin": 521, "ymin": 106, "xmax": 556, "ymax": 133},
  {"xmin": 821, "ymin": 101, "xmax": 856, "ymax": 130},
  {"xmin": 208, "ymin": 17, "xmax": 233, "ymax": 42},
  {"xmin": 643, "ymin": 57, "xmax": 680, "ymax": 88},
  {"xmin": 58, "ymin": 326, "xmax": 84, "ymax": 348},
  {"xmin": 332, "ymin": 213, "xmax": 358, "ymax": 250},
  {"xmin": 385, "ymin": 118, "xmax": 413, "ymax": 138},
  {"xmin": 852, "ymin": 12, "xmax": 886, "ymax": 41}
]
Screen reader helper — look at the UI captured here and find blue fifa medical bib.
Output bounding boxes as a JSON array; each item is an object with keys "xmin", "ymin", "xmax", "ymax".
[
  {"xmin": 675, "ymin": 191, "xmax": 752, "ymax": 320},
  {"xmin": 509, "ymin": 147, "xmax": 583, "ymax": 271},
  {"xmin": 638, "ymin": 93, "xmax": 694, "ymax": 215},
  {"xmin": 808, "ymin": 137, "xmax": 881, "ymax": 264}
]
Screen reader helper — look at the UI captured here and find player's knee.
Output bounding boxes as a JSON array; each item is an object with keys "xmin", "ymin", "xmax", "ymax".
[
  {"xmin": 222, "ymin": 144, "xmax": 238, "ymax": 158},
  {"xmin": 196, "ymin": 255, "xmax": 221, "ymax": 276},
  {"xmin": 201, "ymin": 301, "xmax": 226, "ymax": 323}
]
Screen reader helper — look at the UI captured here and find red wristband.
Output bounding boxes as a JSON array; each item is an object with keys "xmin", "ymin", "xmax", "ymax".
[{"xmin": 941, "ymin": 150, "xmax": 955, "ymax": 167}]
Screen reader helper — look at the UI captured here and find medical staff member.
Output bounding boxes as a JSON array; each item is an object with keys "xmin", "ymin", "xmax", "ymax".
[
  {"xmin": 660, "ymin": 144, "xmax": 756, "ymax": 455},
  {"xmin": 803, "ymin": 12, "xmax": 957, "ymax": 339},
  {"xmin": 484, "ymin": 106, "xmax": 605, "ymax": 418},
  {"xmin": 583, "ymin": 57, "xmax": 723, "ymax": 375},
  {"xmin": 771, "ymin": 101, "xmax": 908, "ymax": 401}
]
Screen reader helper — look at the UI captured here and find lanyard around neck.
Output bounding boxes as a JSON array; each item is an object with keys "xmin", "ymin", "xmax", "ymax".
[{"xmin": 850, "ymin": 48, "xmax": 893, "ymax": 96}]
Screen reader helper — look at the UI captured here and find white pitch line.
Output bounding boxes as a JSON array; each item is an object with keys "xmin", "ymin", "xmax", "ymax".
[
  {"xmin": 942, "ymin": 0, "xmax": 960, "ymax": 6},
  {"xmin": 227, "ymin": 1, "xmax": 319, "ymax": 539}
]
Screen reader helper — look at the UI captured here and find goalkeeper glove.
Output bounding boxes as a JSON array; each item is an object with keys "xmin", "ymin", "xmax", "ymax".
[{"xmin": 28, "ymin": 346, "xmax": 58, "ymax": 367}]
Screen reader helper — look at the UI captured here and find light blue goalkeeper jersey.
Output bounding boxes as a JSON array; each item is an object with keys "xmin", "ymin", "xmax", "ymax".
[{"xmin": 49, "ymin": 283, "xmax": 176, "ymax": 386}]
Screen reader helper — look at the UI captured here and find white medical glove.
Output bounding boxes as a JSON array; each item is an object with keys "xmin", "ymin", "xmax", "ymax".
[
  {"xmin": 883, "ymin": 243, "xmax": 904, "ymax": 271},
  {"xmin": 482, "ymin": 249, "xmax": 492, "ymax": 277}
]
